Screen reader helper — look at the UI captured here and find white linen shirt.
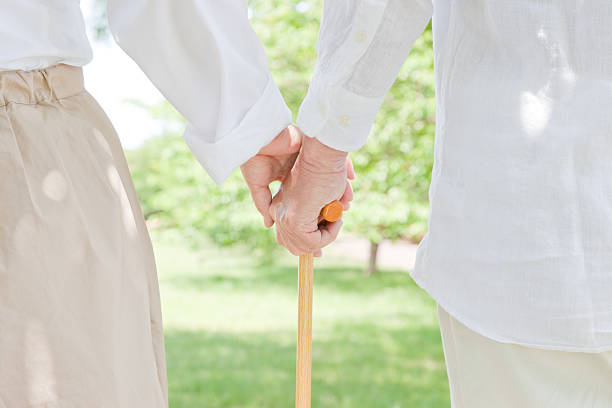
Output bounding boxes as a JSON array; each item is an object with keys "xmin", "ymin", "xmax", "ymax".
[
  {"xmin": 3, "ymin": 0, "xmax": 612, "ymax": 352},
  {"xmin": 297, "ymin": 0, "xmax": 612, "ymax": 353}
]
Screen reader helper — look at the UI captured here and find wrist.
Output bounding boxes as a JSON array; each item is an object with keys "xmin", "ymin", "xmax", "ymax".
[{"xmin": 301, "ymin": 135, "xmax": 348, "ymax": 173}]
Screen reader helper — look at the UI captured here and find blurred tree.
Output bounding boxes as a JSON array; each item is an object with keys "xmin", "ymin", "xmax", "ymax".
[
  {"xmin": 124, "ymin": 103, "xmax": 280, "ymax": 262},
  {"xmin": 92, "ymin": 0, "xmax": 436, "ymax": 269},
  {"xmin": 249, "ymin": 0, "xmax": 321, "ymax": 119},
  {"xmin": 88, "ymin": 0, "xmax": 110, "ymax": 40}
]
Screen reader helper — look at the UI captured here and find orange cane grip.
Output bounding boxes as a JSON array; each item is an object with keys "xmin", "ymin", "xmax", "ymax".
[{"xmin": 319, "ymin": 200, "xmax": 343, "ymax": 223}]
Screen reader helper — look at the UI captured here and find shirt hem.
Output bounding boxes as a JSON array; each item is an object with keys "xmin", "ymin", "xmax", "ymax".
[{"xmin": 410, "ymin": 270, "xmax": 612, "ymax": 354}]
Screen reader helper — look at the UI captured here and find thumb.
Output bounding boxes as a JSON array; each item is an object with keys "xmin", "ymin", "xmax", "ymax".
[
  {"xmin": 268, "ymin": 188, "xmax": 288, "ymax": 226},
  {"xmin": 259, "ymin": 126, "xmax": 301, "ymax": 156}
]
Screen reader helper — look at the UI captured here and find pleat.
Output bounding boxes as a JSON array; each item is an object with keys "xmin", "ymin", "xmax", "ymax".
[{"xmin": 0, "ymin": 65, "xmax": 167, "ymax": 407}]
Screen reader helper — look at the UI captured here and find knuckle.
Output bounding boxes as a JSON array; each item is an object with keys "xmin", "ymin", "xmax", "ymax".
[
  {"xmin": 304, "ymin": 243, "xmax": 318, "ymax": 253},
  {"xmin": 300, "ymin": 241, "xmax": 314, "ymax": 253},
  {"xmin": 304, "ymin": 235, "xmax": 320, "ymax": 248},
  {"xmin": 284, "ymin": 214, "xmax": 298, "ymax": 230}
]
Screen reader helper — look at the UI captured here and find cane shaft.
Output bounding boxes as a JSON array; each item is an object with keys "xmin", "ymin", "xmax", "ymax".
[
  {"xmin": 296, "ymin": 253, "xmax": 314, "ymax": 408},
  {"xmin": 295, "ymin": 200, "xmax": 342, "ymax": 407}
]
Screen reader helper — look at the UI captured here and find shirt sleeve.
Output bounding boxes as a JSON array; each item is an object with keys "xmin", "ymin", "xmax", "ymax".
[
  {"xmin": 297, "ymin": 0, "xmax": 433, "ymax": 152},
  {"xmin": 106, "ymin": 0, "xmax": 292, "ymax": 184}
]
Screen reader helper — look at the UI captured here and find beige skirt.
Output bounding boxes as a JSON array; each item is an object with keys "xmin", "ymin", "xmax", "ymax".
[
  {"xmin": 0, "ymin": 65, "xmax": 168, "ymax": 407},
  {"xmin": 439, "ymin": 305, "xmax": 612, "ymax": 407}
]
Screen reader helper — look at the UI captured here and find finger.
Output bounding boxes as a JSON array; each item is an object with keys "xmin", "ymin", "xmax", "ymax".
[
  {"xmin": 339, "ymin": 180, "xmax": 354, "ymax": 211},
  {"xmin": 275, "ymin": 226, "xmax": 287, "ymax": 249},
  {"xmin": 283, "ymin": 238, "xmax": 303, "ymax": 256},
  {"xmin": 319, "ymin": 219, "xmax": 343, "ymax": 248},
  {"xmin": 290, "ymin": 247, "xmax": 303, "ymax": 257},
  {"xmin": 249, "ymin": 185, "xmax": 274, "ymax": 228},
  {"xmin": 303, "ymin": 219, "xmax": 343, "ymax": 252},
  {"xmin": 286, "ymin": 125, "xmax": 303, "ymax": 151},
  {"xmin": 284, "ymin": 226, "xmax": 311, "ymax": 256},
  {"xmin": 269, "ymin": 198, "xmax": 280, "ymax": 223},
  {"xmin": 258, "ymin": 127, "xmax": 288, "ymax": 156},
  {"xmin": 273, "ymin": 208, "xmax": 304, "ymax": 255},
  {"xmin": 345, "ymin": 157, "xmax": 356, "ymax": 180},
  {"xmin": 284, "ymin": 243, "xmax": 303, "ymax": 257},
  {"xmin": 314, "ymin": 249, "xmax": 323, "ymax": 258}
]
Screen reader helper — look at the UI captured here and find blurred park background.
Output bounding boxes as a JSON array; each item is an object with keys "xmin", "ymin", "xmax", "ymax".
[{"xmin": 84, "ymin": 0, "xmax": 445, "ymax": 406}]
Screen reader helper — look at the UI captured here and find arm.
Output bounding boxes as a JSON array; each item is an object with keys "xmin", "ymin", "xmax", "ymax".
[
  {"xmin": 270, "ymin": 0, "xmax": 433, "ymax": 255},
  {"xmin": 106, "ymin": 0, "xmax": 292, "ymax": 184}
]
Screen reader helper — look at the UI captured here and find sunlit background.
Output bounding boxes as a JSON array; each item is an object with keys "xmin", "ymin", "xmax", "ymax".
[
  {"xmin": 81, "ymin": 1, "xmax": 445, "ymax": 406},
  {"xmin": 82, "ymin": 0, "xmax": 164, "ymax": 149}
]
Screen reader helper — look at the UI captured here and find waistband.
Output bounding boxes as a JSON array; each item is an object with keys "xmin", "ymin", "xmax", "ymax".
[{"xmin": 0, "ymin": 64, "xmax": 84, "ymax": 107}]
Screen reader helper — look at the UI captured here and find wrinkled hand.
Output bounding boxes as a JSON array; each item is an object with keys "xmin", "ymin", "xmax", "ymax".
[
  {"xmin": 241, "ymin": 125, "xmax": 302, "ymax": 228},
  {"xmin": 269, "ymin": 135, "xmax": 355, "ymax": 257}
]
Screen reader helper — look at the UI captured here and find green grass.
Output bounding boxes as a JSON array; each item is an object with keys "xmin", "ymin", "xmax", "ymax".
[{"xmin": 153, "ymin": 236, "xmax": 449, "ymax": 407}]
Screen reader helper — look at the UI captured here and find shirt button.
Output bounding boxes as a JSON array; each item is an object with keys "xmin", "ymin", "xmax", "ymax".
[
  {"xmin": 339, "ymin": 115, "xmax": 351, "ymax": 127},
  {"xmin": 355, "ymin": 30, "xmax": 367, "ymax": 43}
]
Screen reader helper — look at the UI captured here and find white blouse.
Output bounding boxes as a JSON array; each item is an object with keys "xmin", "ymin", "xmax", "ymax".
[{"xmin": 2, "ymin": 0, "xmax": 612, "ymax": 353}]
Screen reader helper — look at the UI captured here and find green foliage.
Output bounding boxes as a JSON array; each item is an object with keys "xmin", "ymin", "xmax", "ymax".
[
  {"xmin": 156, "ymin": 239, "xmax": 448, "ymax": 407},
  {"xmin": 250, "ymin": 0, "xmax": 321, "ymax": 118},
  {"xmin": 124, "ymin": 0, "xmax": 435, "ymax": 259},
  {"xmin": 125, "ymin": 104, "xmax": 279, "ymax": 260},
  {"xmin": 88, "ymin": 0, "xmax": 110, "ymax": 41}
]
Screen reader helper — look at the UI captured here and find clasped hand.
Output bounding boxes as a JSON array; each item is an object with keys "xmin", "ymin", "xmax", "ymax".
[{"xmin": 240, "ymin": 125, "xmax": 354, "ymax": 257}]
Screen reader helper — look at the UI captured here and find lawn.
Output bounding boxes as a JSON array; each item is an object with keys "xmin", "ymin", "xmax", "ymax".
[{"xmin": 153, "ymin": 236, "xmax": 449, "ymax": 407}]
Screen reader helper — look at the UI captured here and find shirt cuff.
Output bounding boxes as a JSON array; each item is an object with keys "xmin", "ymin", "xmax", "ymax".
[
  {"xmin": 296, "ymin": 71, "xmax": 385, "ymax": 152},
  {"xmin": 182, "ymin": 76, "xmax": 292, "ymax": 185}
]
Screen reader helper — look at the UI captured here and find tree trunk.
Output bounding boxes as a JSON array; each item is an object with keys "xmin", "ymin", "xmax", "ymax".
[{"xmin": 366, "ymin": 241, "xmax": 380, "ymax": 276}]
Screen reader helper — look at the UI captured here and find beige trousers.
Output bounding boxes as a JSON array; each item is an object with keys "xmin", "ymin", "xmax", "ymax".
[
  {"xmin": 439, "ymin": 306, "xmax": 612, "ymax": 408},
  {"xmin": 0, "ymin": 65, "xmax": 168, "ymax": 407}
]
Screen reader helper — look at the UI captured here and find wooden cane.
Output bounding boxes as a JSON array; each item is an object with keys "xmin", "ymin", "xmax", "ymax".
[{"xmin": 295, "ymin": 200, "xmax": 343, "ymax": 408}]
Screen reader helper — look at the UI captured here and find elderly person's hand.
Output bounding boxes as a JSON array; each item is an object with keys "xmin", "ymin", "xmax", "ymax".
[
  {"xmin": 269, "ymin": 134, "xmax": 355, "ymax": 257},
  {"xmin": 240, "ymin": 125, "xmax": 302, "ymax": 228}
]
